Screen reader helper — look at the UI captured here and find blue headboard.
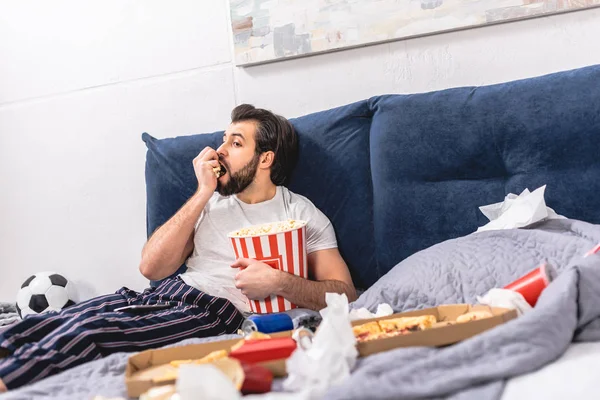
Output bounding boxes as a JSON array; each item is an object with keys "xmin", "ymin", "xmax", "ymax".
[{"xmin": 144, "ymin": 64, "xmax": 600, "ymax": 289}]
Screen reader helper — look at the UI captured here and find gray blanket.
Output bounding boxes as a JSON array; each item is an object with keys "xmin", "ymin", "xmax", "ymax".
[
  {"xmin": 325, "ymin": 219, "xmax": 600, "ymax": 400},
  {"xmin": 0, "ymin": 304, "xmax": 19, "ymax": 328},
  {"xmin": 2, "ymin": 219, "xmax": 599, "ymax": 400}
]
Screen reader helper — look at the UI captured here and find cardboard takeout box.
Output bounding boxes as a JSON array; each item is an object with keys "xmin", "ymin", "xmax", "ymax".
[
  {"xmin": 352, "ymin": 304, "xmax": 517, "ymax": 357},
  {"xmin": 125, "ymin": 304, "xmax": 516, "ymax": 397},
  {"xmin": 125, "ymin": 334, "xmax": 289, "ymax": 398}
]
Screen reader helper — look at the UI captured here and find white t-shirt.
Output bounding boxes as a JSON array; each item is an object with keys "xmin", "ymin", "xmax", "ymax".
[{"xmin": 179, "ymin": 186, "xmax": 337, "ymax": 312}]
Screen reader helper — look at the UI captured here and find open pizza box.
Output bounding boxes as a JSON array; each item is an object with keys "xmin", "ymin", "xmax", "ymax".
[
  {"xmin": 125, "ymin": 304, "xmax": 516, "ymax": 397},
  {"xmin": 125, "ymin": 332, "xmax": 290, "ymax": 398},
  {"xmin": 352, "ymin": 304, "xmax": 517, "ymax": 357}
]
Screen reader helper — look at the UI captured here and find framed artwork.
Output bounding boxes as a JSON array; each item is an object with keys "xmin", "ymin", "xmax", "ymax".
[{"xmin": 229, "ymin": 0, "xmax": 600, "ymax": 66}]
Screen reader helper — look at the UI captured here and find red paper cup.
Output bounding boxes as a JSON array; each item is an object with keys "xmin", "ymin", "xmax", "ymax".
[
  {"xmin": 228, "ymin": 220, "xmax": 308, "ymax": 314},
  {"xmin": 504, "ymin": 263, "xmax": 557, "ymax": 307}
]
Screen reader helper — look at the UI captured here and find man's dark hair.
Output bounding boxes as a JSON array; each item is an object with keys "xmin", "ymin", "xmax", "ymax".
[{"xmin": 231, "ymin": 104, "xmax": 298, "ymax": 186}]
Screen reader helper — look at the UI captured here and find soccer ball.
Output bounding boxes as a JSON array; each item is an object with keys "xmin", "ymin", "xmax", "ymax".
[{"xmin": 16, "ymin": 272, "xmax": 78, "ymax": 318}]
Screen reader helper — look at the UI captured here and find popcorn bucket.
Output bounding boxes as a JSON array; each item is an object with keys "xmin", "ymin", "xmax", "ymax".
[
  {"xmin": 228, "ymin": 220, "xmax": 308, "ymax": 314},
  {"xmin": 504, "ymin": 263, "xmax": 557, "ymax": 307}
]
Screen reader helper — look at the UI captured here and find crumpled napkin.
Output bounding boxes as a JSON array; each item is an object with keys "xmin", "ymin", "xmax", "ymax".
[
  {"xmin": 176, "ymin": 293, "xmax": 358, "ymax": 400},
  {"xmin": 477, "ymin": 288, "xmax": 533, "ymax": 316},
  {"xmin": 348, "ymin": 303, "xmax": 394, "ymax": 321},
  {"xmin": 477, "ymin": 185, "xmax": 564, "ymax": 232},
  {"xmin": 281, "ymin": 292, "xmax": 358, "ymax": 399},
  {"xmin": 177, "ymin": 363, "xmax": 241, "ymax": 400}
]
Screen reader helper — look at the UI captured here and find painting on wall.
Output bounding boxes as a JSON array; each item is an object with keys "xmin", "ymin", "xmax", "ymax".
[{"xmin": 229, "ymin": 0, "xmax": 600, "ymax": 66}]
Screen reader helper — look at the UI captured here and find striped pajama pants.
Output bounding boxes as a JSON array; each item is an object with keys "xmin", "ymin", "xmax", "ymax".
[{"xmin": 0, "ymin": 277, "xmax": 244, "ymax": 390}]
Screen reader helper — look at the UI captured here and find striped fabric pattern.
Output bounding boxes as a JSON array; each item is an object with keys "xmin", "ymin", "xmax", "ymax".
[
  {"xmin": 230, "ymin": 225, "xmax": 307, "ymax": 313},
  {"xmin": 0, "ymin": 278, "xmax": 243, "ymax": 389}
]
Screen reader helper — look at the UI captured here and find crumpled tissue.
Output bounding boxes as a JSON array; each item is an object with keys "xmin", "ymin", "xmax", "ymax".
[
  {"xmin": 348, "ymin": 303, "xmax": 394, "ymax": 321},
  {"xmin": 178, "ymin": 293, "xmax": 358, "ymax": 400},
  {"xmin": 177, "ymin": 363, "xmax": 241, "ymax": 400},
  {"xmin": 477, "ymin": 288, "xmax": 532, "ymax": 316},
  {"xmin": 281, "ymin": 292, "xmax": 358, "ymax": 399},
  {"xmin": 477, "ymin": 185, "xmax": 564, "ymax": 232}
]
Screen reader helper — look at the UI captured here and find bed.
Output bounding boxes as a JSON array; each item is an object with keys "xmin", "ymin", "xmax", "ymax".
[
  {"xmin": 2, "ymin": 64, "xmax": 600, "ymax": 399},
  {"xmin": 503, "ymin": 341, "xmax": 600, "ymax": 400}
]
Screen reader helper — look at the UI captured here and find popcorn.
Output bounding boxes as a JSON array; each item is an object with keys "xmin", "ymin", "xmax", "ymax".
[
  {"xmin": 213, "ymin": 163, "xmax": 226, "ymax": 178},
  {"xmin": 228, "ymin": 220, "xmax": 306, "ymax": 238}
]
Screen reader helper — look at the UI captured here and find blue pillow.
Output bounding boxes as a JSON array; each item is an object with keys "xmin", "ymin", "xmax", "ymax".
[
  {"xmin": 142, "ymin": 131, "xmax": 223, "ymax": 284},
  {"xmin": 286, "ymin": 102, "xmax": 376, "ymax": 289},
  {"xmin": 368, "ymin": 65, "xmax": 600, "ymax": 271}
]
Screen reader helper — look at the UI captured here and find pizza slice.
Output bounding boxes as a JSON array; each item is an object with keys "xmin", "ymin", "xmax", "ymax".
[
  {"xmin": 352, "ymin": 321, "xmax": 382, "ymax": 342},
  {"xmin": 456, "ymin": 311, "xmax": 493, "ymax": 323},
  {"xmin": 353, "ymin": 315, "xmax": 437, "ymax": 343},
  {"xmin": 379, "ymin": 315, "xmax": 437, "ymax": 333},
  {"xmin": 168, "ymin": 349, "xmax": 229, "ymax": 367}
]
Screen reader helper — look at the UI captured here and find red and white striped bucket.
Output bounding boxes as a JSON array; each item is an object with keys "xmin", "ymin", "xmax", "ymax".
[{"xmin": 228, "ymin": 220, "xmax": 308, "ymax": 314}]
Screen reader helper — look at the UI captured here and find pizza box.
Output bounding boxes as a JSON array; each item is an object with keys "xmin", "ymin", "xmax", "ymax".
[
  {"xmin": 125, "ymin": 332, "xmax": 290, "ymax": 398},
  {"xmin": 126, "ymin": 304, "xmax": 516, "ymax": 396},
  {"xmin": 352, "ymin": 304, "xmax": 517, "ymax": 357}
]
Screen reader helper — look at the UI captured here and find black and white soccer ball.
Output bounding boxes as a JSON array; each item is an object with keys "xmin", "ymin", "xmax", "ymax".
[{"xmin": 16, "ymin": 272, "xmax": 78, "ymax": 318}]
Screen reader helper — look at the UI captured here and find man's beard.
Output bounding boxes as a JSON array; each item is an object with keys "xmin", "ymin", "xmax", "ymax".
[{"xmin": 217, "ymin": 154, "xmax": 260, "ymax": 196}]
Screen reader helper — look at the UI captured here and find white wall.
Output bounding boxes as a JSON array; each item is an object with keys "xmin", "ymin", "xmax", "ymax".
[{"xmin": 1, "ymin": 0, "xmax": 599, "ymax": 302}]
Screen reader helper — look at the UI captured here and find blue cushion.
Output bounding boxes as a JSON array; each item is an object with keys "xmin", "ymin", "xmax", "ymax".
[
  {"xmin": 288, "ymin": 101, "xmax": 376, "ymax": 288},
  {"xmin": 369, "ymin": 91, "xmax": 506, "ymax": 272},
  {"xmin": 368, "ymin": 65, "xmax": 600, "ymax": 272},
  {"xmin": 142, "ymin": 131, "xmax": 223, "ymax": 283}
]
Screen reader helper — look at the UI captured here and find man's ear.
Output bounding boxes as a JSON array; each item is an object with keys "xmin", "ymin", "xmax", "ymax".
[{"xmin": 259, "ymin": 151, "xmax": 275, "ymax": 170}]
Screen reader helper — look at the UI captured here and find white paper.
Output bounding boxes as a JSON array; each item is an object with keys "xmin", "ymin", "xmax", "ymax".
[
  {"xmin": 477, "ymin": 288, "xmax": 533, "ymax": 316},
  {"xmin": 281, "ymin": 293, "xmax": 358, "ymax": 399},
  {"xmin": 349, "ymin": 303, "xmax": 394, "ymax": 321},
  {"xmin": 163, "ymin": 294, "xmax": 358, "ymax": 400},
  {"xmin": 177, "ymin": 364, "xmax": 241, "ymax": 400},
  {"xmin": 477, "ymin": 185, "xmax": 564, "ymax": 232}
]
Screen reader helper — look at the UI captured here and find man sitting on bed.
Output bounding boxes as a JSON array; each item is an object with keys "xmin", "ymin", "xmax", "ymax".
[{"xmin": 0, "ymin": 104, "xmax": 357, "ymax": 392}]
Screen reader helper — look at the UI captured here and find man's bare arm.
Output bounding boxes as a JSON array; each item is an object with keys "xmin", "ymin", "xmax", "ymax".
[
  {"xmin": 275, "ymin": 274, "xmax": 355, "ymax": 310},
  {"xmin": 274, "ymin": 248, "xmax": 357, "ymax": 310},
  {"xmin": 232, "ymin": 248, "xmax": 357, "ymax": 311},
  {"xmin": 139, "ymin": 146, "xmax": 221, "ymax": 280},
  {"xmin": 139, "ymin": 190, "xmax": 211, "ymax": 280}
]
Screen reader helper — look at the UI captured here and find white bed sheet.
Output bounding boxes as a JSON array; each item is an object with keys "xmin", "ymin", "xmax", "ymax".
[{"xmin": 502, "ymin": 341, "xmax": 600, "ymax": 400}]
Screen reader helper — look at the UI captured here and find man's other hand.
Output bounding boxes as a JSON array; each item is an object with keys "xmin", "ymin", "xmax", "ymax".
[{"xmin": 231, "ymin": 258, "xmax": 282, "ymax": 300}]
